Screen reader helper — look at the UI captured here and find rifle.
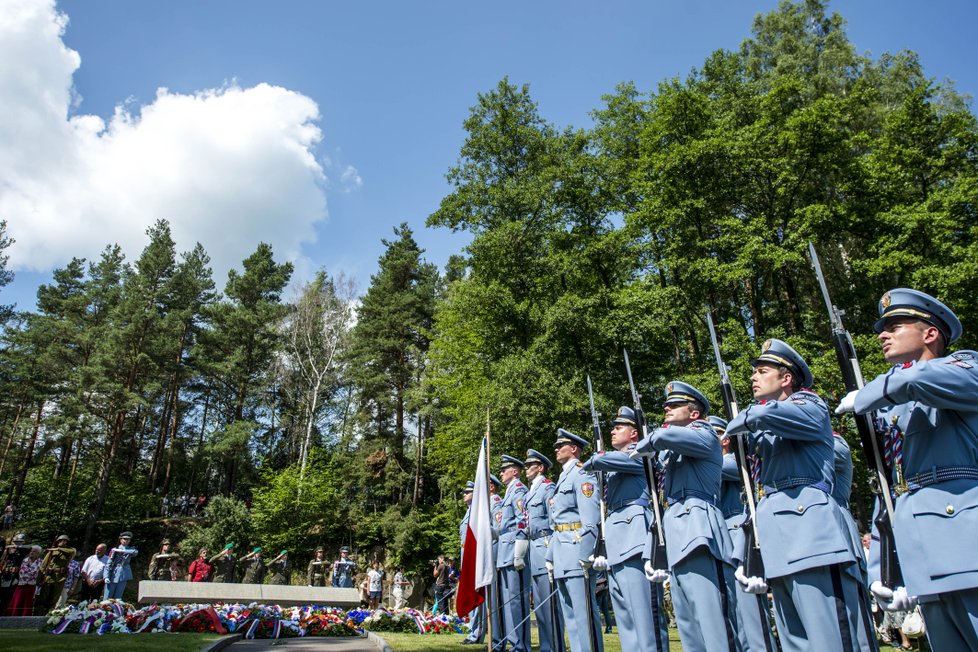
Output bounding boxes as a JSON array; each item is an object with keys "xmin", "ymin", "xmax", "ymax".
[
  {"xmin": 623, "ymin": 349, "xmax": 668, "ymax": 571},
  {"xmin": 586, "ymin": 375, "xmax": 608, "ymax": 559},
  {"xmin": 706, "ymin": 312, "xmax": 765, "ymax": 579},
  {"xmin": 808, "ymin": 242, "xmax": 903, "ymax": 589}
]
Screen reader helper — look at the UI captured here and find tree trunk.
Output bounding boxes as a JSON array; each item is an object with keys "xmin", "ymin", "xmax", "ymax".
[
  {"xmin": 0, "ymin": 402, "xmax": 25, "ymax": 483},
  {"xmin": 186, "ymin": 394, "xmax": 210, "ymax": 496},
  {"xmin": 160, "ymin": 377, "xmax": 182, "ymax": 499},
  {"xmin": 150, "ymin": 380, "xmax": 175, "ymax": 489},
  {"xmin": 84, "ymin": 408, "xmax": 125, "ymax": 550},
  {"xmin": 12, "ymin": 400, "xmax": 44, "ymax": 507}
]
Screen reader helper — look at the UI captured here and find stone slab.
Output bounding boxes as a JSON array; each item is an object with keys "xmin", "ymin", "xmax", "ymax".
[
  {"xmin": 138, "ymin": 581, "xmax": 361, "ymax": 607},
  {"xmin": 0, "ymin": 616, "xmax": 47, "ymax": 630}
]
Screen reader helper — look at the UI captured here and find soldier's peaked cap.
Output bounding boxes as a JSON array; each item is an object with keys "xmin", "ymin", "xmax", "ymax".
[
  {"xmin": 707, "ymin": 415, "xmax": 728, "ymax": 432},
  {"xmin": 463, "ymin": 481, "xmax": 475, "ymax": 493},
  {"xmin": 500, "ymin": 454, "xmax": 525, "ymax": 470},
  {"xmin": 874, "ymin": 288, "xmax": 962, "ymax": 344},
  {"xmin": 56, "ymin": 534, "xmax": 70, "ymax": 542},
  {"xmin": 553, "ymin": 428, "xmax": 589, "ymax": 450},
  {"xmin": 524, "ymin": 449, "xmax": 553, "ymax": 470},
  {"xmin": 339, "ymin": 546, "xmax": 349, "ymax": 552},
  {"xmin": 752, "ymin": 339, "xmax": 814, "ymax": 389},
  {"xmin": 612, "ymin": 406, "xmax": 637, "ymax": 426},
  {"xmin": 489, "ymin": 474, "xmax": 502, "ymax": 488},
  {"xmin": 663, "ymin": 381, "xmax": 711, "ymax": 415}
]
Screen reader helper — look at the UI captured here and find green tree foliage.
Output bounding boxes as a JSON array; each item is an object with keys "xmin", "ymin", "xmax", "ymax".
[{"xmin": 3, "ymin": 0, "xmax": 978, "ymax": 568}]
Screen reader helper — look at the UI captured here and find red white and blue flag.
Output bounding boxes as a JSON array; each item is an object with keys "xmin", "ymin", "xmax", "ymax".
[{"xmin": 456, "ymin": 437, "xmax": 494, "ymax": 616}]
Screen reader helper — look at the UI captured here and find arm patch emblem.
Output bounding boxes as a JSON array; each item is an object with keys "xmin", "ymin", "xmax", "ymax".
[{"xmin": 581, "ymin": 482, "xmax": 594, "ymax": 497}]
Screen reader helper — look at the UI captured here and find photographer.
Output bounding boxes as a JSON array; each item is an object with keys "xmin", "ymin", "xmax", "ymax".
[{"xmin": 432, "ymin": 554, "xmax": 451, "ymax": 613}]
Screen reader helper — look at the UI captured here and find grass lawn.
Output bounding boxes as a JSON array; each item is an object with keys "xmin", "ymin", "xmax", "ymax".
[{"xmin": 0, "ymin": 630, "xmax": 226, "ymax": 651}]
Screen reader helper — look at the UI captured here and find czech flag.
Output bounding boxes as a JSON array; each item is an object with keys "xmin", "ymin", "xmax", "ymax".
[{"xmin": 456, "ymin": 437, "xmax": 494, "ymax": 616}]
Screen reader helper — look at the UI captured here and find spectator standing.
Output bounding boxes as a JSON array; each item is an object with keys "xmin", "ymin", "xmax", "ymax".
[
  {"xmin": 2, "ymin": 503, "xmax": 14, "ymax": 529},
  {"xmin": 187, "ymin": 548, "xmax": 214, "ymax": 582},
  {"xmin": 103, "ymin": 531, "xmax": 138, "ymax": 600},
  {"xmin": 36, "ymin": 534, "xmax": 76, "ymax": 614},
  {"xmin": 392, "ymin": 566, "xmax": 410, "ymax": 609},
  {"xmin": 79, "ymin": 543, "xmax": 108, "ymax": 602},
  {"xmin": 367, "ymin": 561, "xmax": 384, "ymax": 609},
  {"xmin": 0, "ymin": 533, "xmax": 29, "ymax": 613},
  {"xmin": 7, "ymin": 545, "xmax": 41, "ymax": 616},
  {"xmin": 196, "ymin": 495, "xmax": 207, "ymax": 517},
  {"xmin": 432, "ymin": 555, "xmax": 450, "ymax": 613},
  {"xmin": 55, "ymin": 550, "xmax": 82, "ymax": 609},
  {"xmin": 161, "ymin": 495, "xmax": 171, "ymax": 518}
]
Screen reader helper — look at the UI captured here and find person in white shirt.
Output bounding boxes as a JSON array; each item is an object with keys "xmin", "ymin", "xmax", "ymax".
[{"xmin": 80, "ymin": 544, "xmax": 108, "ymax": 602}]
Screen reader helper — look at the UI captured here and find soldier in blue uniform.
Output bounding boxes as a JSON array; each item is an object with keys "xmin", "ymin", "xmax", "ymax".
[
  {"xmin": 523, "ymin": 449, "xmax": 562, "ymax": 652},
  {"xmin": 837, "ymin": 288, "xmax": 978, "ymax": 650},
  {"xmin": 583, "ymin": 406, "xmax": 669, "ymax": 652},
  {"xmin": 833, "ymin": 432, "xmax": 854, "ymax": 511},
  {"xmin": 711, "ymin": 415, "xmax": 776, "ymax": 652},
  {"xmin": 103, "ymin": 531, "xmax": 138, "ymax": 600},
  {"xmin": 460, "ymin": 481, "xmax": 486, "ymax": 645},
  {"xmin": 495, "ymin": 455, "xmax": 530, "ymax": 652},
  {"xmin": 488, "ymin": 474, "xmax": 505, "ymax": 651},
  {"xmin": 726, "ymin": 339, "xmax": 874, "ymax": 651},
  {"xmin": 633, "ymin": 382, "xmax": 743, "ymax": 652},
  {"xmin": 547, "ymin": 429, "xmax": 604, "ymax": 652},
  {"xmin": 331, "ymin": 546, "xmax": 355, "ymax": 587}
]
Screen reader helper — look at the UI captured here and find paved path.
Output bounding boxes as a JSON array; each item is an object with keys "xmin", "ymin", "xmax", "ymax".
[{"xmin": 226, "ymin": 635, "xmax": 381, "ymax": 650}]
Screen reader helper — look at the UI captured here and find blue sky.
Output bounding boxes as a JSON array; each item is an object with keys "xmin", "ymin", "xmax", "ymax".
[{"xmin": 3, "ymin": 0, "xmax": 977, "ymax": 311}]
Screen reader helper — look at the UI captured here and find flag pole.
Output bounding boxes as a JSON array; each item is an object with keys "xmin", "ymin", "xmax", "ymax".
[{"xmin": 484, "ymin": 408, "xmax": 493, "ymax": 652}]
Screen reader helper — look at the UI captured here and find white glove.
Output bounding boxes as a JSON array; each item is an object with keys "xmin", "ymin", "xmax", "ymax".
[
  {"xmin": 644, "ymin": 559, "xmax": 668, "ymax": 583},
  {"xmin": 545, "ymin": 560, "xmax": 554, "ymax": 574},
  {"xmin": 513, "ymin": 539, "xmax": 528, "ymax": 571},
  {"xmin": 629, "ymin": 435, "xmax": 656, "ymax": 458},
  {"xmin": 735, "ymin": 565, "xmax": 768, "ymax": 594},
  {"xmin": 590, "ymin": 554, "xmax": 610, "ymax": 572},
  {"xmin": 870, "ymin": 581, "xmax": 917, "ymax": 612},
  {"xmin": 835, "ymin": 389, "xmax": 859, "ymax": 414}
]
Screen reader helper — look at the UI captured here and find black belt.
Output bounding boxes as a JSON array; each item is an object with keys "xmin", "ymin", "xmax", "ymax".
[
  {"xmin": 608, "ymin": 498, "xmax": 649, "ymax": 511},
  {"xmin": 905, "ymin": 465, "xmax": 978, "ymax": 492},
  {"xmin": 762, "ymin": 477, "xmax": 831, "ymax": 495},
  {"xmin": 667, "ymin": 489, "xmax": 716, "ymax": 506}
]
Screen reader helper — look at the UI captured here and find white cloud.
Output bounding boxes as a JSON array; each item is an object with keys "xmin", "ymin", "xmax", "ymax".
[
  {"xmin": 0, "ymin": 0, "xmax": 333, "ymax": 287},
  {"xmin": 339, "ymin": 165, "xmax": 363, "ymax": 192}
]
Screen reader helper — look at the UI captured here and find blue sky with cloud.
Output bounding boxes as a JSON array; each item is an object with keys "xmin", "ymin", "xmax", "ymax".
[{"xmin": 3, "ymin": 0, "xmax": 977, "ymax": 309}]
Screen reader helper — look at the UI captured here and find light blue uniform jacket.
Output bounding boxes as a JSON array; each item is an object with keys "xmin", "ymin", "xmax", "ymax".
[
  {"xmin": 726, "ymin": 391, "xmax": 860, "ymax": 580},
  {"xmin": 720, "ymin": 454, "xmax": 748, "ymax": 565},
  {"xmin": 525, "ymin": 477, "xmax": 556, "ymax": 577},
  {"xmin": 497, "ymin": 480, "xmax": 529, "ymax": 568},
  {"xmin": 649, "ymin": 420, "xmax": 732, "ymax": 566},
  {"xmin": 855, "ymin": 350, "xmax": 978, "ymax": 597},
  {"xmin": 547, "ymin": 461, "xmax": 601, "ymax": 580},
  {"xmin": 582, "ymin": 448, "xmax": 652, "ymax": 565},
  {"xmin": 104, "ymin": 545, "xmax": 138, "ymax": 583}
]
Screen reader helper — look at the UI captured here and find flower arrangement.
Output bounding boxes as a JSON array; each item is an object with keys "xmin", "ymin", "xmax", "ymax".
[{"xmin": 46, "ymin": 602, "xmax": 460, "ymax": 638}]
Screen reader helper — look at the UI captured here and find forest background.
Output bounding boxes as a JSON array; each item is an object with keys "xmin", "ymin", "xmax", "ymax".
[{"xmin": 1, "ymin": 0, "xmax": 976, "ymax": 583}]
